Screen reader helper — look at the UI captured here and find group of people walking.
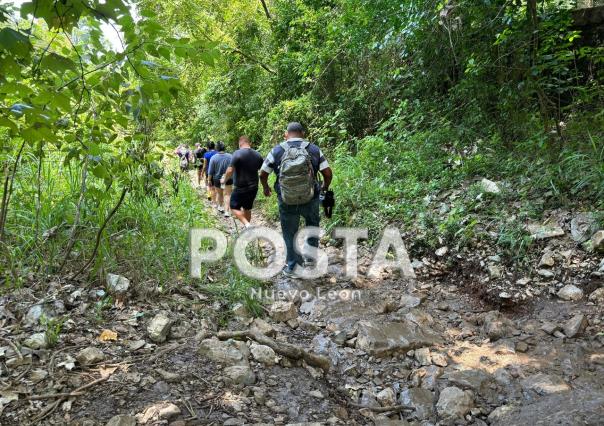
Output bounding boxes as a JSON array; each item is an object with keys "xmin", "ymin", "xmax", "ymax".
[{"xmin": 176, "ymin": 122, "xmax": 333, "ymax": 277}]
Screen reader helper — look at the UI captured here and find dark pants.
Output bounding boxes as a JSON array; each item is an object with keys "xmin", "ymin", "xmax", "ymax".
[{"xmin": 278, "ymin": 198, "xmax": 320, "ymax": 270}]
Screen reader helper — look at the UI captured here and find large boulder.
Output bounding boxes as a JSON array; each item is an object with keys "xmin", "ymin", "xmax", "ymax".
[
  {"xmin": 436, "ymin": 386, "xmax": 474, "ymax": 420},
  {"xmin": 355, "ymin": 320, "xmax": 442, "ymax": 357},
  {"xmin": 557, "ymin": 285, "xmax": 583, "ymax": 301},
  {"xmin": 399, "ymin": 387, "xmax": 435, "ymax": 420},
  {"xmin": 520, "ymin": 373, "xmax": 570, "ymax": 396},
  {"xmin": 489, "ymin": 390, "xmax": 604, "ymax": 426}
]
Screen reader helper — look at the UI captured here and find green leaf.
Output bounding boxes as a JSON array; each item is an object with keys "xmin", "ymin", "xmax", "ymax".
[
  {"xmin": 92, "ymin": 164, "xmax": 110, "ymax": 179},
  {"xmin": 0, "ymin": 28, "xmax": 32, "ymax": 57},
  {"xmin": 0, "ymin": 117, "xmax": 18, "ymax": 132},
  {"xmin": 40, "ymin": 53, "xmax": 77, "ymax": 73}
]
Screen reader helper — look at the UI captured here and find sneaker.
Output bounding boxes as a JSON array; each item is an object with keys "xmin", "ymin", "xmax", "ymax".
[
  {"xmin": 223, "ymin": 212, "xmax": 231, "ymax": 218},
  {"xmin": 217, "ymin": 207, "xmax": 224, "ymax": 213},
  {"xmin": 281, "ymin": 266, "xmax": 296, "ymax": 278}
]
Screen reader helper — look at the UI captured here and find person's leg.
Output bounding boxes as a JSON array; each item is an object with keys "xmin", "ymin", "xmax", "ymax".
[
  {"xmin": 279, "ymin": 202, "xmax": 302, "ymax": 271},
  {"xmin": 215, "ymin": 187, "xmax": 224, "ymax": 210},
  {"xmin": 300, "ymin": 198, "xmax": 321, "ymax": 249},
  {"xmin": 223, "ymin": 184, "xmax": 232, "ymax": 215},
  {"xmin": 244, "ymin": 209, "xmax": 252, "ymax": 222}
]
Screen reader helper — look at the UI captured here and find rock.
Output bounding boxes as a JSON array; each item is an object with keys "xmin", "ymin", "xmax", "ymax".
[
  {"xmin": 156, "ymin": 369, "xmax": 180, "ymax": 382},
  {"xmin": 308, "ymin": 389, "xmax": 324, "ymax": 398},
  {"xmin": 136, "ymin": 402, "xmax": 181, "ymax": 423},
  {"xmin": 562, "ymin": 314, "xmax": 587, "ymax": 338},
  {"xmin": 480, "ymin": 178, "xmax": 501, "ymax": 194},
  {"xmin": 515, "ymin": 341, "xmax": 529, "ymax": 352},
  {"xmin": 404, "ymin": 309, "xmax": 434, "ymax": 327},
  {"xmin": 537, "ymin": 269, "xmax": 555, "ymax": 278},
  {"xmin": 412, "ymin": 365, "xmax": 443, "ymax": 390},
  {"xmin": 489, "ymin": 389, "xmax": 604, "ymax": 426},
  {"xmin": 588, "ymin": 287, "xmax": 604, "ymax": 304},
  {"xmin": 538, "ymin": 251, "xmax": 555, "ymax": 267},
  {"xmin": 520, "ymin": 373, "xmax": 570, "ymax": 395},
  {"xmin": 106, "ymin": 273, "xmax": 130, "ymax": 295},
  {"xmin": 223, "ymin": 365, "xmax": 256, "ymax": 385},
  {"xmin": 250, "ymin": 318, "xmax": 276, "ymax": 336},
  {"xmin": 436, "ymin": 386, "xmax": 474, "ymax": 419},
  {"xmin": 250, "ymin": 343, "xmax": 277, "ymax": 366},
  {"xmin": 541, "ymin": 321, "xmax": 561, "ymax": 335},
  {"xmin": 516, "ymin": 277, "xmax": 531, "ymax": 286},
  {"xmin": 557, "ymin": 284, "xmax": 583, "ymax": 301},
  {"xmin": 482, "ymin": 310, "xmax": 512, "ymax": 341},
  {"xmin": 591, "ymin": 230, "xmax": 604, "ymax": 252},
  {"xmin": 23, "ymin": 332, "xmax": 48, "ymax": 350},
  {"xmin": 400, "ymin": 295, "xmax": 422, "ymax": 308},
  {"xmin": 398, "ymin": 387, "xmax": 434, "ymax": 420},
  {"xmin": 527, "ymin": 223, "xmax": 565, "ymax": 240},
  {"xmin": 106, "ymin": 415, "xmax": 136, "ymax": 426},
  {"xmin": 268, "ymin": 301, "xmax": 298, "ymax": 322},
  {"xmin": 376, "ymin": 388, "xmax": 396, "ymax": 406},
  {"xmin": 23, "ymin": 304, "xmax": 47, "ymax": 327},
  {"xmin": 355, "ymin": 320, "xmax": 442, "ymax": 357},
  {"xmin": 415, "ymin": 347, "xmax": 431, "ymax": 366},
  {"xmin": 199, "ymin": 338, "xmax": 249, "ymax": 366},
  {"xmin": 147, "ymin": 311, "xmax": 172, "ymax": 343},
  {"xmin": 570, "ymin": 213, "xmax": 598, "ymax": 243},
  {"xmin": 488, "ymin": 264, "xmax": 502, "ymax": 278},
  {"xmin": 431, "ymin": 353, "xmax": 448, "ymax": 367},
  {"xmin": 435, "ymin": 246, "xmax": 448, "ymax": 257},
  {"xmin": 488, "ymin": 405, "xmax": 516, "ymax": 423},
  {"xmin": 231, "ymin": 303, "xmax": 249, "ymax": 318},
  {"xmin": 76, "ymin": 347, "xmax": 105, "ymax": 366},
  {"xmin": 444, "ymin": 369, "xmax": 493, "ymax": 393},
  {"xmin": 599, "ymin": 258, "xmax": 604, "ymax": 272}
]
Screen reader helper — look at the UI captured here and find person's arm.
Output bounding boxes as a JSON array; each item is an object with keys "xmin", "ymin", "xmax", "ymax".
[
  {"xmin": 201, "ymin": 158, "xmax": 207, "ymax": 176},
  {"xmin": 318, "ymin": 149, "xmax": 332, "ymax": 191},
  {"xmin": 222, "ymin": 166, "xmax": 234, "ymax": 184},
  {"xmin": 207, "ymin": 157, "xmax": 215, "ymax": 179},
  {"xmin": 260, "ymin": 148, "xmax": 277, "ymax": 197},
  {"xmin": 320, "ymin": 167, "xmax": 333, "ymax": 191},
  {"xmin": 260, "ymin": 170, "xmax": 271, "ymax": 197}
]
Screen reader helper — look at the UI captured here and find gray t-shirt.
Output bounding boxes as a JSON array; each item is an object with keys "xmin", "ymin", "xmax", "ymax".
[{"xmin": 208, "ymin": 152, "xmax": 233, "ymax": 180}]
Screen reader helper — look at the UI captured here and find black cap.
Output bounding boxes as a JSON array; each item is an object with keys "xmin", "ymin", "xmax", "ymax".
[{"xmin": 286, "ymin": 122, "xmax": 305, "ymax": 133}]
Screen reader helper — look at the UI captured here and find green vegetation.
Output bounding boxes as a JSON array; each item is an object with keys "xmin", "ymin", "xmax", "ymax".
[{"xmin": 1, "ymin": 0, "xmax": 603, "ymax": 296}]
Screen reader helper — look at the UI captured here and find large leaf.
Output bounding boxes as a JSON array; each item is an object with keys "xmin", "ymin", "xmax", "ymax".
[
  {"xmin": 40, "ymin": 53, "xmax": 77, "ymax": 73},
  {"xmin": 0, "ymin": 28, "xmax": 32, "ymax": 57}
]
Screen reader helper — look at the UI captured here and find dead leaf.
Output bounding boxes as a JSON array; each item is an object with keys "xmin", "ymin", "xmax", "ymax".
[
  {"xmin": 95, "ymin": 365, "xmax": 118, "ymax": 379},
  {"xmin": 98, "ymin": 329, "xmax": 118, "ymax": 342}
]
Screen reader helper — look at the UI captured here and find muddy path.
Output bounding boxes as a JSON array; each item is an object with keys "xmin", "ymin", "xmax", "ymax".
[{"xmin": 1, "ymin": 176, "xmax": 603, "ymax": 425}]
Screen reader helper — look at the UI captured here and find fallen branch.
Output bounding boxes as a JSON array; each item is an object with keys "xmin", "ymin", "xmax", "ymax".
[
  {"xmin": 348, "ymin": 402, "xmax": 414, "ymax": 413},
  {"xmin": 217, "ymin": 329, "xmax": 331, "ymax": 372},
  {"xmin": 30, "ymin": 375, "xmax": 109, "ymax": 423},
  {"xmin": 28, "ymin": 375, "xmax": 108, "ymax": 400}
]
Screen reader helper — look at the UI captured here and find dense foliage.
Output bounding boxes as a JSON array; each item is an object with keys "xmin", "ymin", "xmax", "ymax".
[
  {"xmin": 152, "ymin": 0, "xmax": 603, "ymax": 246},
  {"xmin": 1, "ymin": 0, "xmax": 603, "ymax": 287}
]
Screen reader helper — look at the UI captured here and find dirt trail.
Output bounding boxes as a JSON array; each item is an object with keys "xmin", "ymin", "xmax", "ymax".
[{"xmin": 1, "ymin": 176, "xmax": 603, "ymax": 425}]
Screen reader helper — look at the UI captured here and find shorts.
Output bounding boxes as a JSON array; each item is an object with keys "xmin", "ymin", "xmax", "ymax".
[
  {"xmin": 213, "ymin": 178, "xmax": 233, "ymax": 188},
  {"xmin": 230, "ymin": 187, "xmax": 258, "ymax": 210}
]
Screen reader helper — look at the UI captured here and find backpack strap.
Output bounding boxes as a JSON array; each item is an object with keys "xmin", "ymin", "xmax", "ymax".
[{"xmin": 279, "ymin": 141, "xmax": 290, "ymax": 151}]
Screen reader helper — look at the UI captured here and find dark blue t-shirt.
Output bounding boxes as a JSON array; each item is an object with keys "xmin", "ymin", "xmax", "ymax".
[{"xmin": 261, "ymin": 138, "xmax": 329, "ymax": 199}]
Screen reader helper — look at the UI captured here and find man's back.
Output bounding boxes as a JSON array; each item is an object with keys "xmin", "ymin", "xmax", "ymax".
[
  {"xmin": 261, "ymin": 138, "xmax": 328, "ymax": 199},
  {"xmin": 208, "ymin": 152, "xmax": 232, "ymax": 179},
  {"xmin": 231, "ymin": 148, "xmax": 263, "ymax": 190}
]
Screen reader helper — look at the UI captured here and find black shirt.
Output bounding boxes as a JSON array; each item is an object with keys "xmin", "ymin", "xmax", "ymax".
[{"xmin": 230, "ymin": 148, "xmax": 264, "ymax": 190}]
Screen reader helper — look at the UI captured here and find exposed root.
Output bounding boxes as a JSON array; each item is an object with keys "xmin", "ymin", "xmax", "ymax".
[{"xmin": 217, "ymin": 329, "xmax": 331, "ymax": 372}]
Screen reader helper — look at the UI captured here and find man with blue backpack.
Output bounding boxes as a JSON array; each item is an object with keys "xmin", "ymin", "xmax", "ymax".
[{"xmin": 259, "ymin": 122, "xmax": 333, "ymax": 277}]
